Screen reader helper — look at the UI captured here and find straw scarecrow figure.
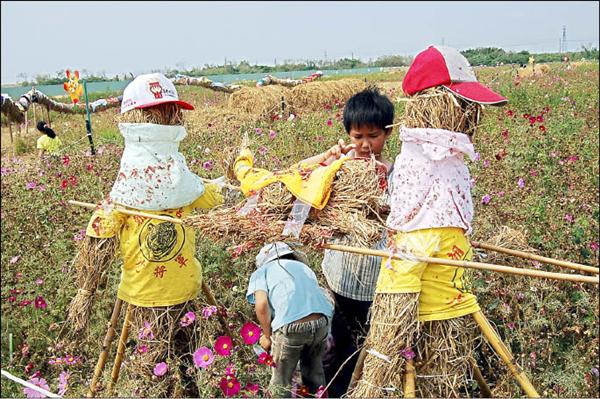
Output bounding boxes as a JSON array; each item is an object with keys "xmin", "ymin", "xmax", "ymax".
[
  {"xmin": 350, "ymin": 46, "xmax": 522, "ymax": 398},
  {"xmin": 66, "ymin": 73, "xmax": 223, "ymax": 397}
]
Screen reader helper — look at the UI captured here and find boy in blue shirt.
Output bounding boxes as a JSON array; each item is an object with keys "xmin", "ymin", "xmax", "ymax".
[{"xmin": 246, "ymin": 242, "xmax": 334, "ymax": 397}]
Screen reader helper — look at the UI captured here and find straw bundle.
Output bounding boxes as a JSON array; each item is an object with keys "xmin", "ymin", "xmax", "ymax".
[
  {"xmin": 477, "ymin": 226, "xmax": 536, "ymax": 265},
  {"xmin": 228, "ymin": 85, "xmax": 290, "ymax": 118},
  {"xmin": 117, "ymin": 103, "xmax": 184, "ymax": 125},
  {"xmin": 184, "ymin": 158, "xmax": 386, "ymax": 251},
  {"xmin": 66, "ymin": 236, "xmax": 118, "ymax": 335},
  {"xmin": 403, "ymin": 87, "xmax": 482, "ymax": 136},
  {"xmin": 289, "ymin": 79, "xmax": 367, "ymax": 113},
  {"xmin": 349, "ymin": 292, "xmax": 420, "ymax": 398},
  {"xmin": 416, "ymin": 316, "xmax": 480, "ymax": 398},
  {"xmin": 119, "ymin": 301, "xmax": 200, "ymax": 398}
]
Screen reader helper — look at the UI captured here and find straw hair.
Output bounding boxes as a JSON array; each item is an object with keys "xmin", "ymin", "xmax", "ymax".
[
  {"xmin": 349, "ymin": 292, "xmax": 419, "ymax": 398},
  {"xmin": 118, "ymin": 103, "xmax": 184, "ymax": 126},
  {"xmin": 404, "ymin": 87, "xmax": 482, "ymax": 136},
  {"xmin": 66, "ymin": 236, "xmax": 118, "ymax": 335},
  {"xmin": 416, "ymin": 316, "xmax": 480, "ymax": 398}
]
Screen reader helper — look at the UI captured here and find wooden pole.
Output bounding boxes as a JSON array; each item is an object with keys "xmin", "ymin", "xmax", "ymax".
[
  {"xmin": 201, "ymin": 281, "xmax": 239, "ymax": 344},
  {"xmin": 472, "ymin": 311, "xmax": 539, "ymax": 397},
  {"xmin": 348, "ymin": 346, "xmax": 367, "ymax": 391},
  {"xmin": 323, "ymin": 244, "xmax": 599, "ymax": 285},
  {"xmin": 46, "ymin": 106, "xmax": 51, "ymax": 128},
  {"xmin": 471, "ymin": 241, "xmax": 599, "ymax": 274},
  {"xmin": 403, "ymin": 358, "xmax": 416, "ymax": 398},
  {"xmin": 108, "ymin": 303, "xmax": 133, "ymax": 393},
  {"xmin": 470, "ymin": 359, "xmax": 493, "ymax": 398},
  {"xmin": 88, "ymin": 297, "xmax": 123, "ymax": 397}
]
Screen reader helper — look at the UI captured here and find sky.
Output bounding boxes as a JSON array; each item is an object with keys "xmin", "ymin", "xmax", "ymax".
[{"xmin": 2, "ymin": 1, "xmax": 599, "ymax": 84}]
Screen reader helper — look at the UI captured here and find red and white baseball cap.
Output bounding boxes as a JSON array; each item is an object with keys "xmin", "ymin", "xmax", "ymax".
[
  {"xmin": 120, "ymin": 73, "xmax": 194, "ymax": 114},
  {"xmin": 403, "ymin": 45, "xmax": 507, "ymax": 105}
]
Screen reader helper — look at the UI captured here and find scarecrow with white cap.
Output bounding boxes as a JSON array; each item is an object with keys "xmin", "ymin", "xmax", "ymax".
[
  {"xmin": 66, "ymin": 73, "xmax": 223, "ymax": 397},
  {"xmin": 349, "ymin": 46, "xmax": 538, "ymax": 398}
]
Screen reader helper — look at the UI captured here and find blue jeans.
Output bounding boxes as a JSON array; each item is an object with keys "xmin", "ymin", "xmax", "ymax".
[{"xmin": 270, "ymin": 315, "xmax": 329, "ymax": 397}]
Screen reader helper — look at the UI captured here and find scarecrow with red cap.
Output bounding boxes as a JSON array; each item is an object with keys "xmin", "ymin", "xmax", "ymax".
[
  {"xmin": 66, "ymin": 73, "xmax": 223, "ymax": 397},
  {"xmin": 350, "ymin": 46, "xmax": 518, "ymax": 398}
]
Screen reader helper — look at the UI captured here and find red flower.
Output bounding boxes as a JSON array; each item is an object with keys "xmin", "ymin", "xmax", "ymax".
[
  {"xmin": 34, "ymin": 295, "xmax": 47, "ymax": 310},
  {"xmin": 528, "ymin": 116, "xmax": 536, "ymax": 125},
  {"xmin": 539, "ymin": 125, "xmax": 546, "ymax": 132},
  {"xmin": 505, "ymin": 110, "xmax": 514, "ymax": 117},
  {"xmin": 68, "ymin": 176, "xmax": 77, "ymax": 186},
  {"xmin": 257, "ymin": 352, "xmax": 276, "ymax": 368},
  {"xmin": 62, "ymin": 155, "xmax": 70, "ymax": 166},
  {"xmin": 61, "ymin": 180, "xmax": 68, "ymax": 189},
  {"xmin": 214, "ymin": 336, "xmax": 233, "ymax": 356},
  {"xmin": 19, "ymin": 299, "xmax": 32, "ymax": 307},
  {"xmin": 522, "ymin": 113, "xmax": 530, "ymax": 119},
  {"xmin": 501, "ymin": 129, "xmax": 509, "ymax": 140},
  {"xmin": 220, "ymin": 376, "xmax": 241, "ymax": 397},
  {"xmin": 86, "ymin": 163, "xmax": 94, "ymax": 171},
  {"xmin": 536, "ymin": 115, "xmax": 544, "ymax": 122}
]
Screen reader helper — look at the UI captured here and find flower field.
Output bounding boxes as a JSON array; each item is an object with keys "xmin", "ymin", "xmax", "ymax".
[{"xmin": 1, "ymin": 62, "xmax": 598, "ymax": 397}]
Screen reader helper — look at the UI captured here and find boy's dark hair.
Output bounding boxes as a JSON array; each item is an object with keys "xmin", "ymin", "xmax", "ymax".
[{"xmin": 343, "ymin": 87, "xmax": 394, "ymax": 134}]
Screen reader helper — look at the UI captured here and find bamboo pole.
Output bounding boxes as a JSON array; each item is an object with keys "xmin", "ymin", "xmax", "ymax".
[
  {"xmin": 470, "ymin": 359, "xmax": 493, "ymax": 398},
  {"xmin": 471, "ymin": 241, "xmax": 599, "ymax": 274},
  {"xmin": 201, "ymin": 281, "xmax": 239, "ymax": 345},
  {"xmin": 323, "ymin": 244, "xmax": 599, "ymax": 285},
  {"xmin": 348, "ymin": 346, "xmax": 367, "ymax": 391},
  {"xmin": 403, "ymin": 358, "xmax": 416, "ymax": 398},
  {"xmin": 472, "ymin": 311, "xmax": 539, "ymax": 398},
  {"xmin": 108, "ymin": 303, "xmax": 133, "ymax": 393},
  {"xmin": 88, "ymin": 297, "xmax": 123, "ymax": 397}
]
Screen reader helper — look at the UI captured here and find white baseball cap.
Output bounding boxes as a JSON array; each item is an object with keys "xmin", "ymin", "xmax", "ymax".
[
  {"xmin": 255, "ymin": 241, "xmax": 308, "ymax": 268},
  {"xmin": 120, "ymin": 73, "xmax": 194, "ymax": 114}
]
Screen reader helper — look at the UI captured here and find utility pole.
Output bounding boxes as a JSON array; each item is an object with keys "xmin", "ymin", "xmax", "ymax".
[
  {"xmin": 558, "ymin": 37, "xmax": 562, "ymax": 53},
  {"xmin": 442, "ymin": 37, "xmax": 445, "ymax": 46},
  {"xmin": 561, "ymin": 25, "xmax": 567, "ymax": 53}
]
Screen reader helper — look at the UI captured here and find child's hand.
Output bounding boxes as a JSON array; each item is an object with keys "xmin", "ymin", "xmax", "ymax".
[
  {"xmin": 259, "ymin": 335, "xmax": 272, "ymax": 352},
  {"xmin": 324, "ymin": 139, "xmax": 356, "ymax": 163}
]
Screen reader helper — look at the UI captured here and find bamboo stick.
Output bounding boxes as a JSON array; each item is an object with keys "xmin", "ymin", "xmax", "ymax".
[
  {"xmin": 87, "ymin": 297, "xmax": 123, "ymax": 397},
  {"xmin": 470, "ymin": 359, "xmax": 492, "ymax": 398},
  {"xmin": 348, "ymin": 346, "xmax": 367, "ymax": 392},
  {"xmin": 403, "ymin": 358, "xmax": 416, "ymax": 398},
  {"xmin": 68, "ymin": 200, "xmax": 184, "ymax": 224},
  {"xmin": 322, "ymin": 244, "xmax": 599, "ymax": 285},
  {"xmin": 108, "ymin": 303, "xmax": 133, "ymax": 393},
  {"xmin": 471, "ymin": 240, "xmax": 599, "ymax": 274},
  {"xmin": 472, "ymin": 311, "xmax": 539, "ymax": 398},
  {"xmin": 201, "ymin": 281, "xmax": 240, "ymax": 345}
]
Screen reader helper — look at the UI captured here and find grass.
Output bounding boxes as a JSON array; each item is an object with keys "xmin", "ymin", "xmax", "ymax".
[{"xmin": 1, "ymin": 62, "xmax": 598, "ymax": 397}]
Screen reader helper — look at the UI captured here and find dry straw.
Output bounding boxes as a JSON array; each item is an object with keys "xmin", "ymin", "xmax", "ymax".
[
  {"xmin": 184, "ymin": 158, "xmax": 386, "ymax": 250},
  {"xmin": 403, "ymin": 87, "xmax": 482, "ymax": 136},
  {"xmin": 349, "ymin": 292, "xmax": 420, "ymax": 398},
  {"xmin": 66, "ymin": 236, "xmax": 118, "ymax": 335},
  {"xmin": 228, "ymin": 85, "xmax": 289, "ymax": 118},
  {"xmin": 288, "ymin": 79, "xmax": 367, "ymax": 113},
  {"xmin": 416, "ymin": 316, "xmax": 480, "ymax": 398}
]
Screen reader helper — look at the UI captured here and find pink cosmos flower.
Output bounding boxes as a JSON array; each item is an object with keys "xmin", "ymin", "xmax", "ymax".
[
  {"xmin": 214, "ymin": 335, "xmax": 233, "ymax": 356},
  {"xmin": 137, "ymin": 344, "xmax": 148, "ymax": 354},
  {"xmin": 23, "ymin": 377, "xmax": 50, "ymax": 398},
  {"xmin": 590, "ymin": 242, "xmax": 599, "ymax": 251},
  {"xmin": 518, "ymin": 178, "xmax": 525, "ymax": 188},
  {"xmin": 63, "ymin": 355, "xmax": 79, "ymax": 365},
  {"xmin": 180, "ymin": 311, "xmax": 196, "ymax": 327},
  {"xmin": 240, "ymin": 322, "xmax": 261, "ymax": 345},
  {"xmin": 220, "ymin": 376, "xmax": 241, "ymax": 397},
  {"xmin": 564, "ymin": 214, "xmax": 574, "ymax": 223},
  {"xmin": 225, "ymin": 363, "xmax": 237, "ymax": 376},
  {"xmin": 10, "ymin": 255, "xmax": 21, "ymax": 264},
  {"xmin": 193, "ymin": 347, "xmax": 214, "ymax": 368},
  {"xmin": 35, "ymin": 278, "xmax": 44, "ymax": 285},
  {"xmin": 258, "ymin": 146, "xmax": 268, "ymax": 156},
  {"xmin": 269, "ymin": 130, "xmax": 277, "ymax": 139},
  {"xmin": 473, "ymin": 152, "xmax": 480, "ymax": 162},
  {"xmin": 481, "ymin": 194, "xmax": 492, "ymax": 205},
  {"xmin": 138, "ymin": 321, "xmax": 154, "ymax": 340},
  {"xmin": 501, "ymin": 129, "xmax": 509, "ymax": 140},
  {"xmin": 326, "ymin": 119, "xmax": 333, "ymax": 126},
  {"xmin": 153, "ymin": 362, "xmax": 168, "ymax": 377},
  {"xmin": 202, "ymin": 160, "xmax": 214, "ymax": 171},
  {"xmin": 258, "ymin": 352, "xmax": 276, "ymax": 367},
  {"xmin": 201, "ymin": 305, "xmax": 218, "ymax": 319},
  {"xmin": 399, "ymin": 347, "xmax": 416, "ymax": 360},
  {"xmin": 497, "ymin": 191, "xmax": 505, "ymax": 197},
  {"xmin": 483, "ymin": 159, "xmax": 490, "ymax": 168},
  {"xmin": 255, "ymin": 128, "xmax": 263, "ymax": 135},
  {"xmin": 244, "ymin": 382, "xmax": 260, "ymax": 396},
  {"xmin": 34, "ymin": 296, "xmax": 47, "ymax": 310},
  {"xmin": 25, "ymin": 181, "xmax": 37, "ymax": 190},
  {"xmin": 73, "ymin": 229, "xmax": 86, "ymax": 241},
  {"xmin": 58, "ymin": 371, "xmax": 70, "ymax": 395}
]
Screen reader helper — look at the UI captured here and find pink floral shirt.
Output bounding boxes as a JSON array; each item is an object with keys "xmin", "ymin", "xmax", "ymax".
[{"xmin": 386, "ymin": 127, "xmax": 476, "ymax": 234}]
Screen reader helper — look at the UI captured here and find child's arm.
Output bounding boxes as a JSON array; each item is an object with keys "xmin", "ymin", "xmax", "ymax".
[
  {"xmin": 297, "ymin": 139, "xmax": 355, "ymax": 166},
  {"xmin": 254, "ymin": 290, "xmax": 273, "ymax": 351}
]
